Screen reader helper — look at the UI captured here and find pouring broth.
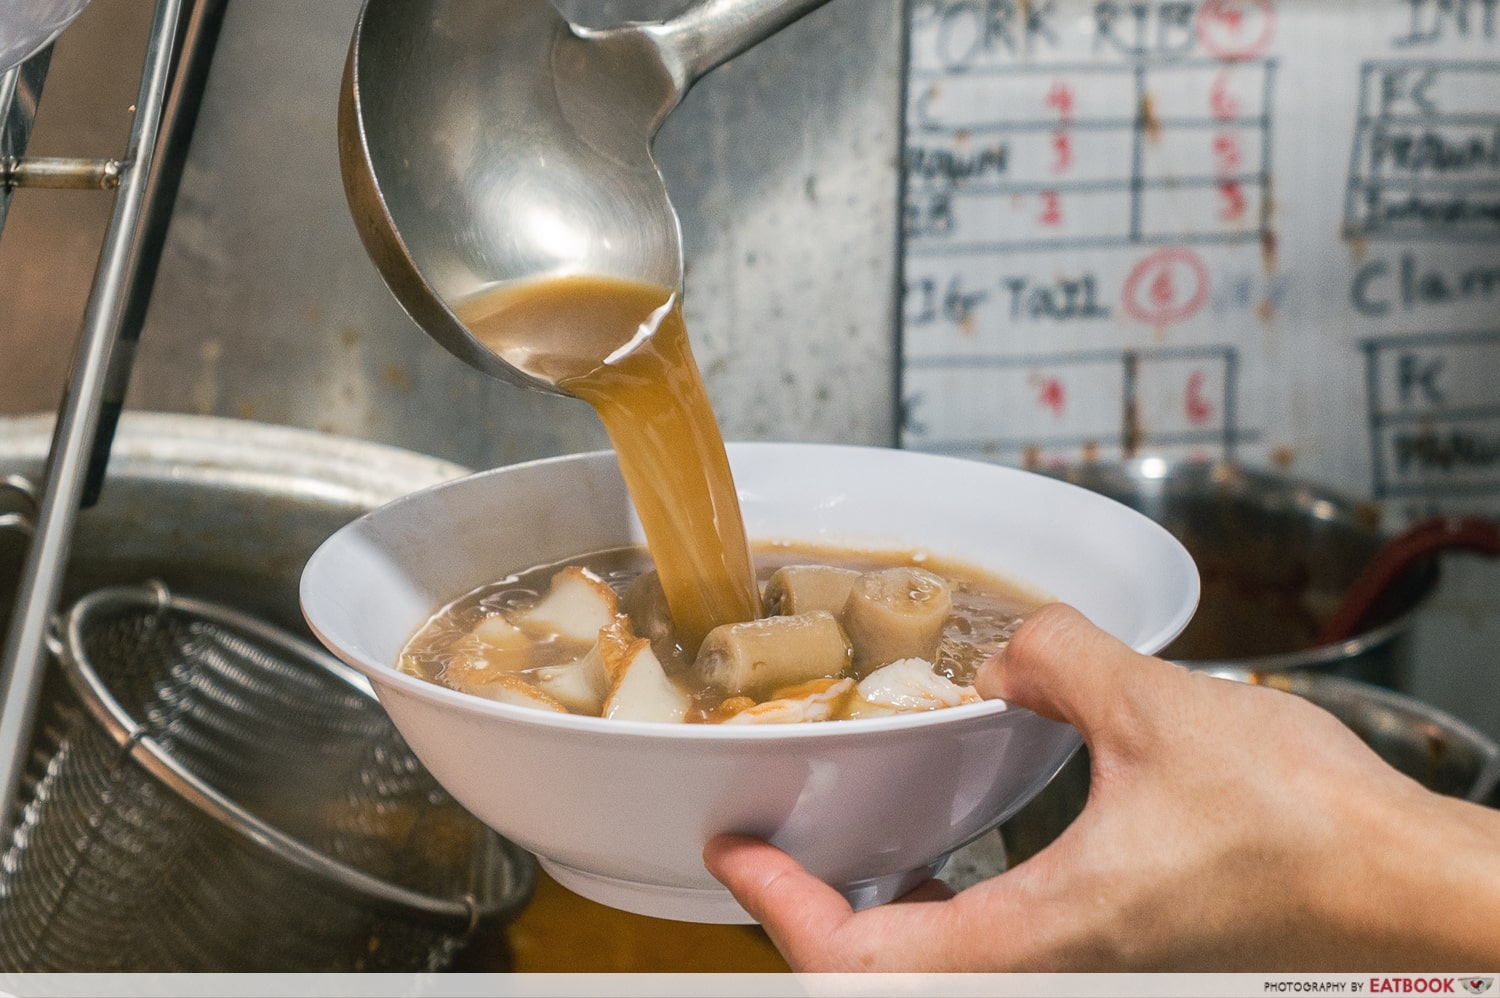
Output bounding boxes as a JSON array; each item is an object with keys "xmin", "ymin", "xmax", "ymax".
[
  {"xmin": 413, "ymin": 273, "xmax": 1041, "ymax": 723},
  {"xmin": 456, "ymin": 276, "xmax": 759, "ymax": 655}
]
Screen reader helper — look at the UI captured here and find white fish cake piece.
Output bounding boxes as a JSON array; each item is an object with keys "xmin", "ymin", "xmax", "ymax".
[
  {"xmin": 851, "ymin": 658, "xmax": 983, "ymax": 716},
  {"xmin": 601, "ymin": 625, "xmax": 689, "ymax": 723},
  {"xmin": 450, "ymin": 670, "xmax": 568, "ymax": 713},
  {"xmin": 440, "ymin": 617, "xmax": 534, "ymax": 687},
  {"xmin": 722, "ymin": 678, "xmax": 856, "ymax": 725},
  {"xmin": 447, "ymin": 614, "xmax": 533, "ymax": 673},
  {"xmin": 532, "ymin": 653, "xmax": 606, "ymax": 715},
  {"xmin": 533, "ymin": 620, "xmax": 622, "ymax": 715},
  {"xmin": 471, "ymin": 614, "xmax": 530, "ymax": 651},
  {"xmin": 515, "ymin": 566, "xmax": 619, "ymax": 645},
  {"xmin": 433, "ymin": 615, "xmax": 535, "ymax": 688}
]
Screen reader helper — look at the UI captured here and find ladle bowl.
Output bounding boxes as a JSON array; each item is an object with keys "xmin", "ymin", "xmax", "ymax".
[{"xmin": 338, "ymin": 0, "xmax": 834, "ymax": 395}]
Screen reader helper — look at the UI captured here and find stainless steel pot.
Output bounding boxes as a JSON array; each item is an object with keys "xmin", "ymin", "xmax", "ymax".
[
  {"xmin": 0, "ymin": 412, "xmax": 540, "ymax": 971},
  {"xmin": 0, "ymin": 411, "xmax": 469, "ymax": 638},
  {"xmin": 1041, "ymin": 459, "xmax": 1440, "ymax": 690}
]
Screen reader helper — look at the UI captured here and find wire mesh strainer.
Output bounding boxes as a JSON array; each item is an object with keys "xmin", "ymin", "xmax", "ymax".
[{"xmin": 0, "ymin": 582, "xmax": 534, "ymax": 972}]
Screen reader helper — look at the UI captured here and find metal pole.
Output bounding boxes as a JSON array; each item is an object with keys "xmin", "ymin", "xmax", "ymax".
[
  {"xmin": 0, "ymin": 0, "xmax": 186, "ymax": 841},
  {"xmin": 81, "ymin": 0, "xmax": 230, "ymax": 509}
]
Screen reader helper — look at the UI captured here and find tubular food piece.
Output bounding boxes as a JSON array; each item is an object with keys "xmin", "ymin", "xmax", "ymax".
[
  {"xmin": 855, "ymin": 658, "xmax": 982, "ymax": 712},
  {"xmin": 693, "ymin": 611, "xmax": 853, "ymax": 697},
  {"xmin": 722, "ymin": 678, "xmax": 856, "ymax": 725},
  {"xmin": 514, "ymin": 566, "xmax": 619, "ymax": 645},
  {"xmin": 602, "ymin": 626, "xmax": 690, "ymax": 723},
  {"xmin": 841, "ymin": 567, "xmax": 952, "ymax": 675},
  {"xmin": 762, "ymin": 565, "xmax": 860, "ymax": 617}
]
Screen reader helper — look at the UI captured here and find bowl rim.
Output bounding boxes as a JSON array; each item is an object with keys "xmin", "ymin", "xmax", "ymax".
[{"xmin": 302, "ymin": 442, "xmax": 1200, "ymax": 741}]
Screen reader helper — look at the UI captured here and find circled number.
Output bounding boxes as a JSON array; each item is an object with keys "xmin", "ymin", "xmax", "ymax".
[
  {"xmin": 1196, "ymin": 0, "xmax": 1276, "ymax": 61},
  {"xmin": 1123, "ymin": 248, "xmax": 1210, "ymax": 326}
]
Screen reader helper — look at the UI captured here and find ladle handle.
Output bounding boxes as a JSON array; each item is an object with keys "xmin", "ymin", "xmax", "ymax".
[{"xmin": 649, "ymin": 0, "xmax": 836, "ymax": 89}]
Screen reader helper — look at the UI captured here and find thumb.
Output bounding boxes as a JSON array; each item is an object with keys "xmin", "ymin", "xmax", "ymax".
[
  {"xmin": 975, "ymin": 603, "xmax": 1179, "ymax": 742},
  {"xmin": 703, "ymin": 834, "xmax": 854, "ymax": 967}
]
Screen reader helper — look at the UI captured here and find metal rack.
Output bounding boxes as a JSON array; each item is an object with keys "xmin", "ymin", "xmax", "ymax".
[{"xmin": 0, "ymin": 0, "xmax": 227, "ymax": 842}]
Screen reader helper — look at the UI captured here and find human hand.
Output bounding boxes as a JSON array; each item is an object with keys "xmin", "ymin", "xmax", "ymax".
[{"xmin": 704, "ymin": 603, "xmax": 1500, "ymax": 971}]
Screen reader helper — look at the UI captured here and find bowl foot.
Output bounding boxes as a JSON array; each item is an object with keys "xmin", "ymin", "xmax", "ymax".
[{"xmin": 539, "ymin": 857, "xmax": 948, "ymax": 925}]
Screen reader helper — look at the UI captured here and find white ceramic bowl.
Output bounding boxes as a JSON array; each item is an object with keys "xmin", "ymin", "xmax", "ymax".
[{"xmin": 301, "ymin": 443, "xmax": 1198, "ymax": 923}]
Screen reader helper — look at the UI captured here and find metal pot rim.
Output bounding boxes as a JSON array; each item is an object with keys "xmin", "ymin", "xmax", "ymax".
[{"xmin": 0, "ymin": 411, "xmax": 472, "ymax": 507}]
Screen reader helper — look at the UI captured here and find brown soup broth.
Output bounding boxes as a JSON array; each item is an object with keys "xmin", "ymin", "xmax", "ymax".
[{"xmin": 399, "ymin": 542, "xmax": 1039, "ymax": 720}]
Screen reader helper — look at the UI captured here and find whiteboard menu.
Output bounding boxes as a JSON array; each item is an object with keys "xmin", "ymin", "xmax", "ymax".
[{"xmin": 899, "ymin": 0, "xmax": 1500, "ymax": 524}]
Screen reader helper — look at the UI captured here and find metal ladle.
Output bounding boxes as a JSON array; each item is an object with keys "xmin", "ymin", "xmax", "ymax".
[{"xmin": 339, "ymin": 0, "xmax": 835, "ymax": 396}]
